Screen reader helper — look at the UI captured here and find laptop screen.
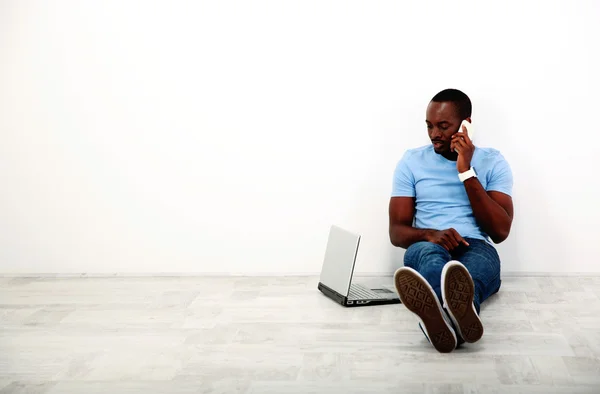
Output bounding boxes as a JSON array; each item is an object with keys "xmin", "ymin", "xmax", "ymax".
[{"xmin": 319, "ymin": 225, "xmax": 360, "ymax": 296}]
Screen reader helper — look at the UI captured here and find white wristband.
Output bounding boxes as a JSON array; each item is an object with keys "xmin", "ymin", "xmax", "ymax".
[{"xmin": 458, "ymin": 167, "xmax": 477, "ymax": 182}]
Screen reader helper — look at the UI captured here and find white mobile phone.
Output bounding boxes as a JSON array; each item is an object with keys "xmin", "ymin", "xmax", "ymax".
[{"xmin": 460, "ymin": 120, "xmax": 475, "ymax": 142}]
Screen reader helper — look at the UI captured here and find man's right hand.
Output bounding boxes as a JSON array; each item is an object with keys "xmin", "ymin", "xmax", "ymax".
[{"xmin": 426, "ymin": 228, "xmax": 470, "ymax": 251}]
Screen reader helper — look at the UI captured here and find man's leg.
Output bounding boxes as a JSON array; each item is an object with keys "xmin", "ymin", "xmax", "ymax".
[
  {"xmin": 395, "ymin": 241, "xmax": 457, "ymax": 353},
  {"xmin": 451, "ymin": 238, "xmax": 502, "ymax": 313},
  {"xmin": 440, "ymin": 238, "xmax": 502, "ymax": 343},
  {"xmin": 403, "ymin": 242, "xmax": 468, "ymax": 345},
  {"xmin": 403, "ymin": 241, "xmax": 452, "ymax": 303}
]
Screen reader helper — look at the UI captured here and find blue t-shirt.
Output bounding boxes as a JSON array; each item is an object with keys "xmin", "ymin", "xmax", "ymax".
[{"xmin": 391, "ymin": 144, "xmax": 513, "ymax": 242}]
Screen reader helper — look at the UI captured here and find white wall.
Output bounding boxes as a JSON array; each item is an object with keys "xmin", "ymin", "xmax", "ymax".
[{"xmin": 1, "ymin": 0, "xmax": 599, "ymax": 275}]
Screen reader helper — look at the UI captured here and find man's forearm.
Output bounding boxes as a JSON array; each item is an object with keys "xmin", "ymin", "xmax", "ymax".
[
  {"xmin": 389, "ymin": 224, "xmax": 434, "ymax": 249},
  {"xmin": 463, "ymin": 177, "xmax": 511, "ymax": 243}
]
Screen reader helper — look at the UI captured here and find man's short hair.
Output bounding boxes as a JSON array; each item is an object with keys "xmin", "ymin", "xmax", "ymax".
[{"xmin": 431, "ymin": 89, "xmax": 472, "ymax": 120}]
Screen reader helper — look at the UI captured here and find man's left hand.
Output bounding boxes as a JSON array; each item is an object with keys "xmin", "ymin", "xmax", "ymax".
[{"xmin": 451, "ymin": 124, "xmax": 475, "ymax": 173}]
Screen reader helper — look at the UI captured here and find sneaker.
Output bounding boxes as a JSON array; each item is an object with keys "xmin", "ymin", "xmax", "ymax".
[
  {"xmin": 441, "ymin": 260, "xmax": 484, "ymax": 343},
  {"xmin": 393, "ymin": 267, "xmax": 457, "ymax": 353}
]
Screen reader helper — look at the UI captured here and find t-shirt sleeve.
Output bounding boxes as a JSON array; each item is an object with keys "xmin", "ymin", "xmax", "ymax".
[
  {"xmin": 486, "ymin": 153, "xmax": 513, "ymax": 196},
  {"xmin": 391, "ymin": 151, "xmax": 416, "ymax": 197}
]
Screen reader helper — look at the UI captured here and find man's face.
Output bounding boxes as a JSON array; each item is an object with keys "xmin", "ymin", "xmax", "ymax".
[{"xmin": 426, "ymin": 101, "xmax": 462, "ymax": 154}]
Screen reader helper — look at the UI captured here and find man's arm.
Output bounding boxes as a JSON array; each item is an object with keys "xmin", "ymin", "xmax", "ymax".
[
  {"xmin": 463, "ymin": 180, "xmax": 513, "ymax": 243},
  {"xmin": 452, "ymin": 127, "xmax": 514, "ymax": 244},
  {"xmin": 388, "ymin": 197, "xmax": 469, "ymax": 250},
  {"xmin": 388, "ymin": 197, "xmax": 431, "ymax": 249}
]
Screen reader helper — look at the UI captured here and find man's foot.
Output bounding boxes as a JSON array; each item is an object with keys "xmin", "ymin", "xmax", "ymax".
[
  {"xmin": 441, "ymin": 261, "xmax": 484, "ymax": 343},
  {"xmin": 393, "ymin": 267, "xmax": 457, "ymax": 353}
]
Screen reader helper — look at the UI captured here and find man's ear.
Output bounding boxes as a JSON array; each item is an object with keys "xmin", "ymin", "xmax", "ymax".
[{"xmin": 466, "ymin": 116, "xmax": 472, "ymax": 123}]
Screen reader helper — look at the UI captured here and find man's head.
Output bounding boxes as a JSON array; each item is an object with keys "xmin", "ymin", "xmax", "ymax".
[{"xmin": 426, "ymin": 89, "xmax": 472, "ymax": 154}]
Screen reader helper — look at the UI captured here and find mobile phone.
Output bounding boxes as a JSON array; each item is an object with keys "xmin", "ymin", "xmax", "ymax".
[{"xmin": 460, "ymin": 120, "xmax": 475, "ymax": 142}]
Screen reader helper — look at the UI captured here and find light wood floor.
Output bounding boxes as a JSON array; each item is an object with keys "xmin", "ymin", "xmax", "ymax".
[{"xmin": 1, "ymin": 275, "xmax": 600, "ymax": 394}]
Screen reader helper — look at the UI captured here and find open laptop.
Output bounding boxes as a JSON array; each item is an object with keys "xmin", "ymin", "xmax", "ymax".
[{"xmin": 317, "ymin": 225, "xmax": 401, "ymax": 307}]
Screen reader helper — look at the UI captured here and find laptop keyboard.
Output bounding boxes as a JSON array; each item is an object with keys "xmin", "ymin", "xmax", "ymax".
[{"xmin": 348, "ymin": 284, "xmax": 394, "ymax": 300}]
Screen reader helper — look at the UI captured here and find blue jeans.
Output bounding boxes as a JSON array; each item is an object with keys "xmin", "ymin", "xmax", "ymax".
[{"xmin": 403, "ymin": 238, "xmax": 501, "ymax": 314}]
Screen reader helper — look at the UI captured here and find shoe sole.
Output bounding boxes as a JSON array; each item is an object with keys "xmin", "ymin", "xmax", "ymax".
[
  {"xmin": 441, "ymin": 262, "xmax": 483, "ymax": 343},
  {"xmin": 394, "ymin": 268, "xmax": 456, "ymax": 353}
]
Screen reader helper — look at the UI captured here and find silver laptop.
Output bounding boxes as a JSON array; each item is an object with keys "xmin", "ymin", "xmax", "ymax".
[{"xmin": 317, "ymin": 225, "xmax": 401, "ymax": 307}]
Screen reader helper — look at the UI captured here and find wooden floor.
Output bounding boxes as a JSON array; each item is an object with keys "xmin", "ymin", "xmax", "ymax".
[{"xmin": 1, "ymin": 275, "xmax": 599, "ymax": 394}]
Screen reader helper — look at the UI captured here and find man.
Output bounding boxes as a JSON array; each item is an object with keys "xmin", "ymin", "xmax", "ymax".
[{"xmin": 389, "ymin": 88, "xmax": 514, "ymax": 353}]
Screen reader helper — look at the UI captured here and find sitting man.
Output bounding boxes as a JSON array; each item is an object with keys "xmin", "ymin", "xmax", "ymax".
[{"xmin": 389, "ymin": 88, "xmax": 514, "ymax": 353}]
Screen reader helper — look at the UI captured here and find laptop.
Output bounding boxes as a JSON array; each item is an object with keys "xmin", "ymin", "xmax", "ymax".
[{"xmin": 317, "ymin": 225, "xmax": 401, "ymax": 307}]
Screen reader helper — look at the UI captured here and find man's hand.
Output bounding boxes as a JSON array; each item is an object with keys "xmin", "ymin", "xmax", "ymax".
[
  {"xmin": 425, "ymin": 228, "xmax": 470, "ymax": 251},
  {"xmin": 451, "ymin": 124, "xmax": 475, "ymax": 173}
]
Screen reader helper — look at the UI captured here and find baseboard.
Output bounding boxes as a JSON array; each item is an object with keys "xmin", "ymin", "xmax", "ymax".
[
  {"xmin": 0, "ymin": 272, "xmax": 318, "ymax": 278},
  {"xmin": 501, "ymin": 271, "xmax": 600, "ymax": 277},
  {"xmin": 1, "ymin": 271, "xmax": 600, "ymax": 277}
]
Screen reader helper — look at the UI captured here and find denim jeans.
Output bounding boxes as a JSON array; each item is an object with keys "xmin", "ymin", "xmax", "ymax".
[{"xmin": 403, "ymin": 238, "xmax": 502, "ymax": 314}]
